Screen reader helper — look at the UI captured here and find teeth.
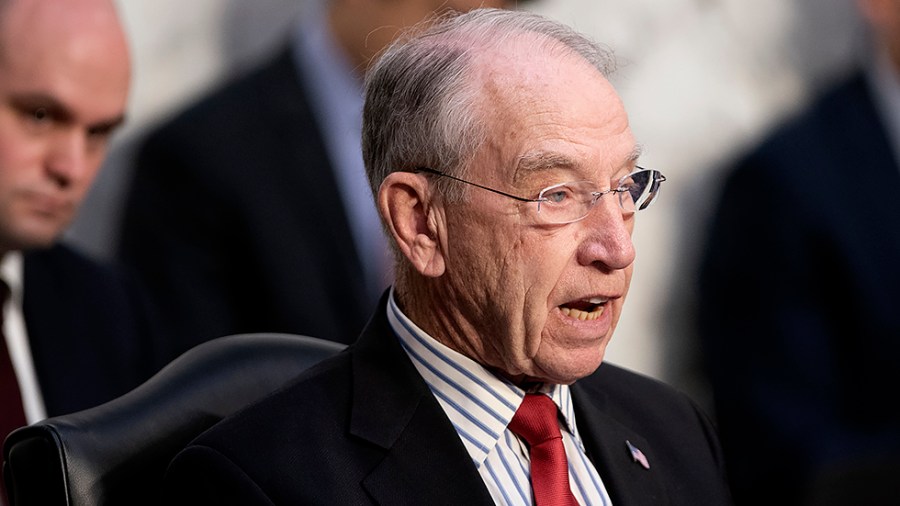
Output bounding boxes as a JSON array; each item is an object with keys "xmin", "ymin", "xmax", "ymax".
[
  {"xmin": 587, "ymin": 297, "xmax": 608, "ymax": 304},
  {"xmin": 560, "ymin": 306, "xmax": 604, "ymax": 321}
]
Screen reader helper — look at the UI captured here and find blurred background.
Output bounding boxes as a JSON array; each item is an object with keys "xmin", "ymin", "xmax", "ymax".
[{"xmin": 67, "ymin": 0, "xmax": 866, "ymax": 407}]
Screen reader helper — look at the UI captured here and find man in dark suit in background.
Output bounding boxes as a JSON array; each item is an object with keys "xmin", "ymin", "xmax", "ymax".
[
  {"xmin": 119, "ymin": 0, "xmax": 520, "ymax": 358},
  {"xmin": 699, "ymin": 0, "xmax": 900, "ymax": 503},
  {"xmin": 164, "ymin": 9, "xmax": 733, "ymax": 505},
  {"xmin": 0, "ymin": 0, "xmax": 160, "ymax": 446}
]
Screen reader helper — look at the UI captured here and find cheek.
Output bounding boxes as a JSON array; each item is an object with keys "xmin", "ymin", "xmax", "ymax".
[
  {"xmin": 521, "ymin": 229, "xmax": 576, "ymax": 295},
  {"xmin": 0, "ymin": 143, "xmax": 31, "ymax": 188},
  {"xmin": 0, "ymin": 118, "xmax": 45, "ymax": 178},
  {"xmin": 517, "ymin": 234, "xmax": 577, "ymax": 336},
  {"xmin": 485, "ymin": 226, "xmax": 565, "ymax": 306},
  {"xmin": 445, "ymin": 213, "xmax": 538, "ymax": 340},
  {"xmin": 452, "ymin": 224, "xmax": 528, "ymax": 301}
]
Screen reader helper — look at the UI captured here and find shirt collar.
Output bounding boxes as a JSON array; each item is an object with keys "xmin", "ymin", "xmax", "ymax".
[
  {"xmin": 386, "ymin": 289, "xmax": 585, "ymax": 467},
  {"xmin": 0, "ymin": 251, "xmax": 24, "ymax": 302}
]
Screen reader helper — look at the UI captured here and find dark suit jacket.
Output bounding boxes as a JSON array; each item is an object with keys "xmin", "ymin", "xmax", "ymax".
[
  {"xmin": 22, "ymin": 243, "xmax": 162, "ymax": 417},
  {"xmin": 118, "ymin": 46, "xmax": 371, "ymax": 360},
  {"xmin": 164, "ymin": 296, "xmax": 733, "ymax": 505},
  {"xmin": 699, "ymin": 71, "xmax": 900, "ymax": 504}
]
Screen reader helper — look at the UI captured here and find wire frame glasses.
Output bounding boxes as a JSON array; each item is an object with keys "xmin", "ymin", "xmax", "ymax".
[{"xmin": 415, "ymin": 166, "xmax": 667, "ymax": 225}]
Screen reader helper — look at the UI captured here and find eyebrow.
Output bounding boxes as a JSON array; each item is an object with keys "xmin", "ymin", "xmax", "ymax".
[
  {"xmin": 10, "ymin": 92, "xmax": 126, "ymax": 134},
  {"xmin": 627, "ymin": 144, "xmax": 644, "ymax": 164},
  {"xmin": 514, "ymin": 143, "xmax": 645, "ymax": 182},
  {"xmin": 9, "ymin": 93, "xmax": 73, "ymax": 123},
  {"xmin": 88, "ymin": 114, "xmax": 127, "ymax": 137},
  {"xmin": 516, "ymin": 151, "xmax": 577, "ymax": 175}
]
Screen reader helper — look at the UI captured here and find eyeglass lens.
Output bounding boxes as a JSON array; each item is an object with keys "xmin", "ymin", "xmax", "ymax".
[
  {"xmin": 535, "ymin": 169, "xmax": 664, "ymax": 224},
  {"xmin": 623, "ymin": 169, "xmax": 662, "ymax": 211}
]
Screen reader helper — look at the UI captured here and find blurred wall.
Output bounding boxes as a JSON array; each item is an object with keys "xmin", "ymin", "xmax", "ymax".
[{"xmin": 66, "ymin": 0, "xmax": 866, "ymax": 405}]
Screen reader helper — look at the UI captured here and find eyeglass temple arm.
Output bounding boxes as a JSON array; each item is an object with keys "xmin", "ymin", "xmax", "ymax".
[{"xmin": 413, "ymin": 167, "xmax": 538, "ymax": 203}]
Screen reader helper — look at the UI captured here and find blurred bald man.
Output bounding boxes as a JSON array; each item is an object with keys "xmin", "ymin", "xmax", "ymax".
[
  {"xmin": 0, "ymin": 0, "xmax": 161, "ymax": 461},
  {"xmin": 119, "ymin": 0, "xmax": 531, "ymax": 361}
]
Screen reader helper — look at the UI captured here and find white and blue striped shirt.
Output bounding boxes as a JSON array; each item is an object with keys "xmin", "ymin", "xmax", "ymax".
[{"xmin": 387, "ymin": 293, "xmax": 613, "ymax": 506}]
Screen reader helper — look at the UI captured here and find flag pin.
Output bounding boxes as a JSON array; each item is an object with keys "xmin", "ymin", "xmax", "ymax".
[{"xmin": 625, "ymin": 440, "xmax": 650, "ymax": 470}]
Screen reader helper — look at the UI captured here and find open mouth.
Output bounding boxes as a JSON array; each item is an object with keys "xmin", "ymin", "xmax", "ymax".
[{"xmin": 559, "ymin": 297, "xmax": 607, "ymax": 321}]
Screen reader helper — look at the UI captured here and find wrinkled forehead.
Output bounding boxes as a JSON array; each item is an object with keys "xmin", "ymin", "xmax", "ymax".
[
  {"xmin": 468, "ymin": 34, "xmax": 634, "ymax": 182},
  {"xmin": 474, "ymin": 37, "xmax": 617, "ymax": 114}
]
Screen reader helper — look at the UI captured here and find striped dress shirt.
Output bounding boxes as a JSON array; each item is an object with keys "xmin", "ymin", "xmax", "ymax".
[{"xmin": 387, "ymin": 293, "xmax": 613, "ymax": 506}]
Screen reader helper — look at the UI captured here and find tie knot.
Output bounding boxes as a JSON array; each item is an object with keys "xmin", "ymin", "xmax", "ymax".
[{"xmin": 509, "ymin": 393, "xmax": 562, "ymax": 447}]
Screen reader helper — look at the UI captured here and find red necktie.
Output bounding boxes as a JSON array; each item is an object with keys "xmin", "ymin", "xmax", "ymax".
[
  {"xmin": 1, "ymin": 280, "xmax": 26, "ymax": 506},
  {"xmin": 0, "ymin": 280, "xmax": 26, "ymax": 441},
  {"xmin": 509, "ymin": 393, "xmax": 580, "ymax": 506}
]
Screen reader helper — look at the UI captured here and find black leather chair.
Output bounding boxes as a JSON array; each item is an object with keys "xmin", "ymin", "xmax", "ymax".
[{"xmin": 1, "ymin": 333, "xmax": 345, "ymax": 506}]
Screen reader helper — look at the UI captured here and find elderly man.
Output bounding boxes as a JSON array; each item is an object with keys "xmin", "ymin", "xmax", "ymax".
[
  {"xmin": 0, "ymin": 0, "xmax": 160, "ymax": 455},
  {"xmin": 164, "ymin": 9, "xmax": 732, "ymax": 505}
]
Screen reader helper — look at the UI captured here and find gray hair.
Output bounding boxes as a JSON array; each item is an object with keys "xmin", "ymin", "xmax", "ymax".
[{"xmin": 361, "ymin": 8, "xmax": 616, "ymax": 201}]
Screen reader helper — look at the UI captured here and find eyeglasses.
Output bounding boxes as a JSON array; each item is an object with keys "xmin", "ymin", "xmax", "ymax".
[{"xmin": 415, "ymin": 166, "xmax": 667, "ymax": 225}]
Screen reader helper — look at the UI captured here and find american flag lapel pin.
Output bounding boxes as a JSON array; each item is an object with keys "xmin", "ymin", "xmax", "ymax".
[{"xmin": 625, "ymin": 440, "xmax": 650, "ymax": 470}]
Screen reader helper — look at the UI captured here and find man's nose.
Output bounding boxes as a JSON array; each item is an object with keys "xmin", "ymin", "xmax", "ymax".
[
  {"xmin": 576, "ymin": 196, "xmax": 636, "ymax": 270},
  {"xmin": 45, "ymin": 131, "xmax": 89, "ymax": 186}
]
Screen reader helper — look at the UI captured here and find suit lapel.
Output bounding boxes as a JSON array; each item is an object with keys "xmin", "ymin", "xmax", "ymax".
[
  {"xmin": 571, "ymin": 380, "xmax": 670, "ymax": 506},
  {"xmin": 22, "ymin": 249, "xmax": 76, "ymax": 415},
  {"xmin": 349, "ymin": 304, "xmax": 494, "ymax": 505},
  {"xmin": 841, "ymin": 75, "xmax": 900, "ymax": 258},
  {"xmin": 360, "ymin": 401, "xmax": 495, "ymax": 506}
]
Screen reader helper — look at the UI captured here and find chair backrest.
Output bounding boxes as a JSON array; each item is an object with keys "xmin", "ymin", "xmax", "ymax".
[{"xmin": 2, "ymin": 333, "xmax": 345, "ymax": 506}]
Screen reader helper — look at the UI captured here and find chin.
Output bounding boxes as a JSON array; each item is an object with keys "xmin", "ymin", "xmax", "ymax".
[
  {"xmin": 534, "ymin": 349, "xmax": 606, "ymax": 385},
  {"xmin": 3, "ymin": 225, "xmax": 64, "ymax": 251}
]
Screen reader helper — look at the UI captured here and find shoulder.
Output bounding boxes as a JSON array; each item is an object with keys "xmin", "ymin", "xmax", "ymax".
[
  {"xmin": 580, "ymin": 362, "xmax": 707, "ymax": 425},
  {"xmin": 24, "ymin": 243, "xmax": 123, "ymax": 288},
  {"xmin": 133, "ymin": 46, "xmax": 315, "ymax": 183},
  {"xmin": 576, "ymin": 363, "xmax": 732, "ymax": 503},
  {"xmin": 23, "ymin": 243, "xmax": 155, "ymax": 335},
  {"xmin": 577, "ymin": 362, "xmax": 723, "ymax": 460},
  {"xmin": 586, "ymin": 360, "xmax": 678, "ymax": 394},
  {"xmin": 165, "ymin": 352, "xmax": 360, "ymax": 503},
  {"xmin": 736, "ymin": 71, "xmax": 874, "ymax": 175},
  {"xmin": 188, "ymin": 350, "xmax": 354, "ymax": 457},
  {"xmin": 713, "ymin": 71, "xmax": 883, "ymax": 226},
  {"xmin": 23, "ymin": 244, "xmax": 163, "ymax": 397},
  {"xmin": 144, "ymin": 47, "xmax": 300, "ymax": 143}
]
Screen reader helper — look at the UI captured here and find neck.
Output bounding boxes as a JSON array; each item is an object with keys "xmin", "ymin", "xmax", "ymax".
[{"xmin": 395, "ymin": 277, "xmax": 500, "ymax": 374}]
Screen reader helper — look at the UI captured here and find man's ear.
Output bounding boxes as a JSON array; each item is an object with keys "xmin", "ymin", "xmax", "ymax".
[{"xmin": 378, "ymin": 172, "xmax": 446, "ymax": 277}]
